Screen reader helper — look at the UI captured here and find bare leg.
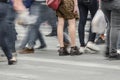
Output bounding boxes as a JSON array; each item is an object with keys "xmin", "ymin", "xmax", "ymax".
[
  {"xmin": 57, "ymin": 17, "xmax": 65, "ymax": 47},
  {"xmin": 68, "ymin": 18, "xmax": 76, "ymax": 47}
]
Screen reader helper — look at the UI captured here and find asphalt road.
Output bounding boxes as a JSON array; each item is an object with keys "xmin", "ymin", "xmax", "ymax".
[{"xmin": 0, "ymin": 25, "xmax": 120, "ymax": 80}]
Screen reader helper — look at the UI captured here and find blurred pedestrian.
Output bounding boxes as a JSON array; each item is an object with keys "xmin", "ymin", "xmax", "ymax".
[
  {"xmin": 0, "ymin": 0, "xmax": 17, "ymax": 61},
  {"xmin": 13, "ymin": 0, "xmax": 37, "ymax": 26},
  {"xmin": 19, "ymin": 0, "xmax": 47, "ymax": 54},
  {"xmin": 7, "ymin": 0, "xmax": 17, "ymax": 56},
  {"xmin": 0, "ymin": 0, "xmax": 17, "ymax": 65}
]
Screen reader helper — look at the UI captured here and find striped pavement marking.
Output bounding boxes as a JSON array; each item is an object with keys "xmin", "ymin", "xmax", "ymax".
[{"xmin": 18, "ymin": 57, "xmax": 120, "ymax": 70}]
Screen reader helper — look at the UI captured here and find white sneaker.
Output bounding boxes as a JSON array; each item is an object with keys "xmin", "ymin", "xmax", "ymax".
[
  {"xmin": 84, "ymin": 48, "xmax": 97, "ymax": 54},
  {"xmin": 86, "ymin": 41, "xmax": 100, "ymax": 51},
  {"xmin": 80, "ymin": 46, "xmax": 85, "ymax": 53},
  {"xmin": 117, "ymin": 49, "xmax": 120, "ymax": 54}
]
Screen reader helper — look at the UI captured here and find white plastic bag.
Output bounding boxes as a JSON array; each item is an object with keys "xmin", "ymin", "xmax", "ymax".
[{"xmin": 91, "ymin": 0, "xmax": 107, "ymax": 34}]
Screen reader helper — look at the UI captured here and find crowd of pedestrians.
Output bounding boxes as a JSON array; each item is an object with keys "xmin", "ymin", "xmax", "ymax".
[{"xmin": 0, "ymin": 0, "xmax": 120, "ymax": 65}]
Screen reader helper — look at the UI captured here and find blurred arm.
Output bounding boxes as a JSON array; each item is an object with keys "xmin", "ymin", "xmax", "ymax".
[{"xmin": 13, "ymin": 0, "xmax": 26, "ymax": 12}]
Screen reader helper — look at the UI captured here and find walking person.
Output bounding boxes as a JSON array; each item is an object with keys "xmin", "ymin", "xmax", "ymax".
[
  {"xmin": 78, "ymin": 0, "xmax": 99, "ymax": 53},
  {"xmin": 56, "ymin": 0, "xmax": 81, "ymax": 56},
  {"xmin": 0, "ymin": 0, "xmax": 17, "ymax": 61},
  {"xmin": 102, "ymin": 0, "xmax": 120, "ymax": 59},
  {"xmin": 7, "ymin": 1, "xmax": 17, "ymax": 56},
  {"xmin": 13, "ymin": 0, "xmax": 37, "ymax": 26},
  {"xmin": 18, "ymin": 0, "xmax": 47, "ymax": 53},
  {"xmin": 45, "ymin": 9, "xmax": 57, "ymax": 37},
  {"xmin": 0, "ymin": 0, "xmax": 17, "ymax": 65}
]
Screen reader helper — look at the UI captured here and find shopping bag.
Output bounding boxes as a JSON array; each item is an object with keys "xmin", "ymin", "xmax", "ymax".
[
  {"xmin": 46, "ymin": 0, "xmax": 61, "ymax": 10},
  {"xmin": 91, "ymin": 0, "xmax": 107, "ymax": 34}
]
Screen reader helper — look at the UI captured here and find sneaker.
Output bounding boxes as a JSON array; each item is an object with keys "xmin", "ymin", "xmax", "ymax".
[
  {"xmin": 108, "ymin": 49, "xmax": 120, "ymax": 60},
  {"xmin": 109, "ymin": 54, "xmax": 120, "ymax": 60},
  {"xmin": 117, "ymin": 49, "xmax": 120, "ymax": 54},
  {"xmin": 84, "ymin": 48, "xmax": 97, "ymax": 54},
  {"xmin": 18, "ymin": 48, "xmax": 34, "ymax": 54},
  {"xmin": 80, "ymin": 46, "xmax": 85, "ymax": 54},
  {"xmin": 8, "ymin": 57, "xmax": 17, "ymax": 65},
  {"xmin": 58, "ymin": 47, "xmax": 69, "ymax": 56},
  {"xmin": 70, "ymin": 46, "xmax": 82, "ymax": 56},
  {"xmin": 86, "ymin": 41, "xmax": 100, "ymax": 51}
]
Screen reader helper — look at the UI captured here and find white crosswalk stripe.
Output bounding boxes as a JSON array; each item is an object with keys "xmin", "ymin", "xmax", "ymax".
[{"xmin": 18, "ymin": 56, "xmax": 120, "ymax": 70}]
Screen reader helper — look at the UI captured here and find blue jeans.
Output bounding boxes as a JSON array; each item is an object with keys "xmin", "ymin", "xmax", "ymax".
[
  {"xmin": 20, "ymin": 2, "xmax": 46, "ymax": 49},
  {"xmin": 78, "ymin": 0, "xmax": 98, "ymax": 46},
  {"xmin": 0, "ymin": 3, "xmax": 12, "ymax": 60},
  {"xmin": 5, "ymin": 4, "xmax": 17, "ymax": 53}
]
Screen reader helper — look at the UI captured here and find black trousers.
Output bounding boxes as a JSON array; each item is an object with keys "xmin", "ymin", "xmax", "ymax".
[{"xmin": 78, "ymin": 0, "xmax": 98, "ymax": 46}]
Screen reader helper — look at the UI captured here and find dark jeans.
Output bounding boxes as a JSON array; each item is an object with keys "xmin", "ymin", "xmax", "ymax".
[
  {"xmin": 78, "ymin": 0, "xmax": 98, "ymax": 46},
  {"xmin": 5, "ymin": 4, "xmax": 17, "ymax": 53},
  {"xmin": 0, "ymin": 2, "xmax": 12, "ymax": 60}
]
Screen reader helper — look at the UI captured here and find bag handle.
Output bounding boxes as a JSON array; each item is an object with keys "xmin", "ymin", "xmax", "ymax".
[{"xmin": 98, "ymin": 0, "xmax": 101, "ymax": 9}]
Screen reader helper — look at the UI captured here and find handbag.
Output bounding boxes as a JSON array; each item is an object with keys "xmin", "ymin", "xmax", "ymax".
[
  {"xmin": 46, "ymin": 0, "xmax": 61, "ymax": 10},
  {"xmin": 91, "ymin": 0, "xmax": 107, "ymax": 34}
]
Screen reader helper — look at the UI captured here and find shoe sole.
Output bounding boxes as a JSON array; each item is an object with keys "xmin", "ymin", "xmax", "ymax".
[
  {"xmin": 84, "ymin": 48, "xmax": 98, "ymax": 54},
  {"xmin": 86, "ymin": 47, "xmax": 99, "ymax": 52}
]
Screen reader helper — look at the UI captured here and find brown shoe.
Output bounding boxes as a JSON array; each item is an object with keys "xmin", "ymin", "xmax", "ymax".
[
  {"xmin": 70, "ymin": 46, "xmax": 82, "ymax": 56},
  {"xmin": 18, "ymin": 48, "xmax": 34, "ymax": 54},
  {"xmin": 58, "ymin": 47, "xmax": 69, "ymax": 56}
]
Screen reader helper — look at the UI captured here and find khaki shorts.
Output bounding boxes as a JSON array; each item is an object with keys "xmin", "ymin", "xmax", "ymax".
[{"xmin": 56, "ymin": 0, "xmax": 79, "ymax": 20}]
